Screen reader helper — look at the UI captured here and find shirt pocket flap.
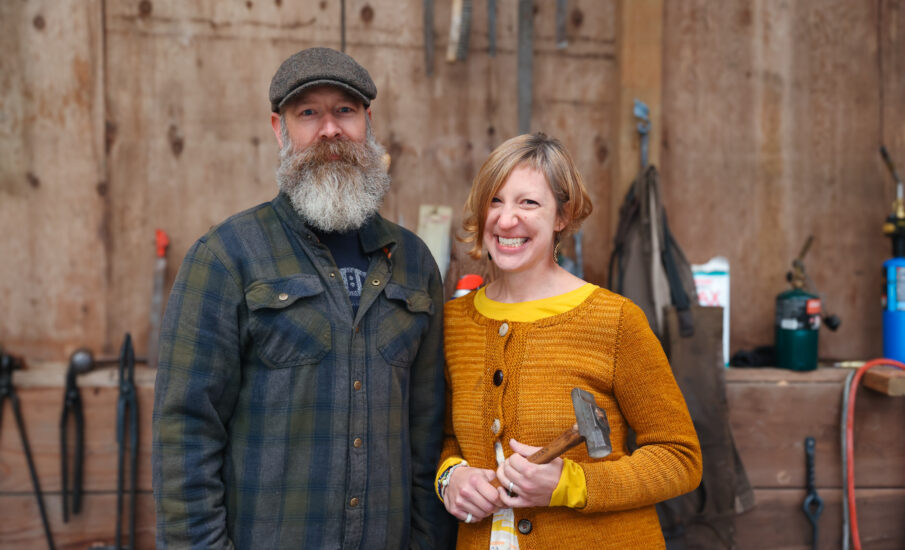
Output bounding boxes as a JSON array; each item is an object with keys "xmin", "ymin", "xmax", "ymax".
[
  {"xmin": 384, "ymin": 283, "xmax": 434, "ymax": 315},
  {"xmin": 245, "ymin": 275, "xmax": 325, "ymax": 312}
]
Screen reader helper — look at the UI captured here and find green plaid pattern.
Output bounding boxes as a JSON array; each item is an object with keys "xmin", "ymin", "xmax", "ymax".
[{"xmin": 152, "ymin": 194, "xmax": 449, "ymax": 549}]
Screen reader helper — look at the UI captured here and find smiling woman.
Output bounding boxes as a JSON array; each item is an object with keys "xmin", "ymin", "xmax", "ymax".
[{"xmin": 436, "ymin": 133, "xmax": 703, "ymax": 550}]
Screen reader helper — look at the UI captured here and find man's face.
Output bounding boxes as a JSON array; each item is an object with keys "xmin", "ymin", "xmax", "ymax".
[
  {"xmin": 271, "ymin": 84, "xmax": 390, "ymax": 233},
  {"xmin": 271, "ymin": 85, "xmax": 369, "ymax": 152}
]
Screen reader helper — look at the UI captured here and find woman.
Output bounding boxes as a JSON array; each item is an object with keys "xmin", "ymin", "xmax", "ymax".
[{"xmin": 435, "ymin": 133, "xmax": 702, "ymax": 549}]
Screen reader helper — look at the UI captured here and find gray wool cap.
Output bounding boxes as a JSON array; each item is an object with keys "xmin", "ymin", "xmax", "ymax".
[{"xmin": 269, "ymin": 47, "xmax": 377, "ymax": 112}]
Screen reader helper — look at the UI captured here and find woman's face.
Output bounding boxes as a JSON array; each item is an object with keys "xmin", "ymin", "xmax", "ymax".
[{"xmin": 482, "ymin": 165, "xmax": 565, "ymax": 275}]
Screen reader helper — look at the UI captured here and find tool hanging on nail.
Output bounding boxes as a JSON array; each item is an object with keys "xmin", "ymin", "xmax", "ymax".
[
  {"xmin": 60, "ymin": 348, "xmax": 96, "ymax": 522},
  {"xmin": 802, "ymin": 437, "xmax": 823, "ymax": 550},
  {"xmin": 517, "ymin": 0, "xmax": 534, "ymax": 133},
  {"xmin": 423, "ymin": 0, "xmax": 435, "ymax": 75},
  {"xmin": 555, "ymin": 0, "xmax": 568, "ymax": 49},
  {"xmin": 487, "ymin": 0, "xmax": 497, "ymax": 56},
  {"xmin": 147, "ymin": 229, "xmax": 169, "ymax": 370},
  {"xmin": 114, "ymin": 334, "xmax": 139, "ymax": 550},
  {"xmin": 1, "ymin": 346, "xmax": 56, "ymax": 550},
  {"xmin": 446, "ymin": 0, "xmax": 472, "ymax": 62}
]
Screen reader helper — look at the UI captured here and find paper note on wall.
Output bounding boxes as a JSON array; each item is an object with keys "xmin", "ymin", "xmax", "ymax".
[
  {"xmin": 692, "ymin": 256, "xmax": 730, "ymax": 366},
  {"xmin": 416, "ymin": 205, "xmax": 453, "ymax": 281}
]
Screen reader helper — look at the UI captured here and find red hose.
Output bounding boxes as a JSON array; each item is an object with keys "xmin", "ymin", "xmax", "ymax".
[{"xmin": 845, "ymin": 358, "xmax": 905, "ymax": 550}]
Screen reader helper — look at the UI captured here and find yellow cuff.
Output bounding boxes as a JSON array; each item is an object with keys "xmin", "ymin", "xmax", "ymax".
[
  {"xmin": 549, "ymin": 458, "xmax": 587, "ymax": 509},
  {"xmin": 435, "ymin": 456, "xmax": 466, "ymax": 501}
]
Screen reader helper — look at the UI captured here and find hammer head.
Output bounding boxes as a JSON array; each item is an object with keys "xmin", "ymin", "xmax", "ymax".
[{"xmin": 571, "ymin": 387, "xmax": 612, "ymax": 458}]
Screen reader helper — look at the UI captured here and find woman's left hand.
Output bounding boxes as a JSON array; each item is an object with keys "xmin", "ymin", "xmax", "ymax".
[{"xmin": 496, "ymin": 438, "xmax": 564, "ymax": 508}]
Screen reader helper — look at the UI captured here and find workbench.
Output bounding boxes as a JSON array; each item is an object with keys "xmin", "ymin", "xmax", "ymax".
[
  {"xmin": 726, "ymin": 366, "xmax": 905, "ymax": 550},
  {"xmin": 1, "ymin": 365, "xmax": 903, "ymax": 549}
]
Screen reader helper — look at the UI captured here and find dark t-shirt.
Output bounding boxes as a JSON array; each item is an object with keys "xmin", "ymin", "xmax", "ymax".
[{"xmin": 312, "ymin": 227, "xmax": 369, "ymax": 314}]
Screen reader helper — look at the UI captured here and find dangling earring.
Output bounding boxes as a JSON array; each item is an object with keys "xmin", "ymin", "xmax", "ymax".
[
  {"xmin": 553, "ymin": 241, "xmax": 561, "ymax": 263},
  {"xmin": 487, "ymin": 251, "xmax": 493, "ymax": 261}
]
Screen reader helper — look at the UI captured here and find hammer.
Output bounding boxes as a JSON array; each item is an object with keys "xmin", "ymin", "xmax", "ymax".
[{"xmin": 490, "ymin": 387, "xmax": 612, "ymax": 490}]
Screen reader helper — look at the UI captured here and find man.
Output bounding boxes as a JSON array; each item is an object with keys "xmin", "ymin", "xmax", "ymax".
[{"xmin": 152, "ymin": 47, "xmax": 450, "ymax": 549}]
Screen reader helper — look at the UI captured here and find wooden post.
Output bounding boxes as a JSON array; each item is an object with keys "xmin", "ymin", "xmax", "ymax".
[{"xmin": 611, "ymin": 0, "xmax": 663, "ymax": 233}]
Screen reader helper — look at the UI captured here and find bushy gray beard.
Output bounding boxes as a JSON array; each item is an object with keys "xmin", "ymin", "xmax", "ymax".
[{"xmin": 276, "ymin": 119, "xmax": 390, "ymax": 232}]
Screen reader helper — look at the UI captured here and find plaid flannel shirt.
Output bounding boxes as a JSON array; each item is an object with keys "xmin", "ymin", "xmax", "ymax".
[{"xmin": 152, "ymin": 194, "xmax": 449, "ymax": 549}]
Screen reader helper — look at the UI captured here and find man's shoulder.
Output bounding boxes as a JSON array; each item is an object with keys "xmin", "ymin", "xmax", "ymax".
[{"xmin": 199, "ymin": 199, "xmax": 279, "ymax": 244}]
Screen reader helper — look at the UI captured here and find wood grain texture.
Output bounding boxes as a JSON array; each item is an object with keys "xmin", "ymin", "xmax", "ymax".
[
  {"xmin": 726, "ymin": 367, "xmax": 905, "ymax": 488},
  {"xmin": 0, "ymin": 383, "xmax": 154, "ymax": 493},
  {"xmin": 0, "ymin": 492, "xmax": 154, "ymax": 550},
  {"xmin": 0, "ymin": 0, "xmax": 109, "ymax": 360},
  {"xmin": 661, "ymin": 0, "xmax": 901, "ymax": 360},
  {"xmin": 732, "ymin": 488, "xmax": 905, "ymax": 550}
]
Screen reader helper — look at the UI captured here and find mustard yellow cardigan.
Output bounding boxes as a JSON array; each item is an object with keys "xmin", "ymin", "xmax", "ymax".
[{"xmin": 440, "ymin": 287, "xmax": 703, "ymax": 549}]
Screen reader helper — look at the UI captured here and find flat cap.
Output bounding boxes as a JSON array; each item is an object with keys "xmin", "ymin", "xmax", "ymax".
[{"xmin": 269, "ymin": 47, "xmax": 377, "ymax": 112}]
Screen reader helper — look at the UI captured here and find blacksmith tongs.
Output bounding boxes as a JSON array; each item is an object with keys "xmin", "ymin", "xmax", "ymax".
[
  {"xmin": 1, "ymin": 347, "xmax": 56, "ymax": 549},
  {"xmin": 114, "ymin": 333, "xmax": 138, "ymax": 550},
  {"xmin": 61, "ymin": 348, "xmax": 94, "ymax": 522}
]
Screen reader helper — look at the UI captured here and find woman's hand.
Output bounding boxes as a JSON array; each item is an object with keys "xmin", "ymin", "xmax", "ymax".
[
  {"xmin": 443, "ymin": 466, "xmax": 504, "ymax": 524},
  {"xmin": 496, "ymin": 439, "xmax": 564, "ymax": 508}
]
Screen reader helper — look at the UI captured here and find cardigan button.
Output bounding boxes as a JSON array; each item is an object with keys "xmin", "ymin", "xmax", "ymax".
[
  {"xmin": 517, "ymin": 519, "xmax": 532, "ymax": 534},
  {"xmin": 491, "ymin": 418, "xmax": 500, "ymax": 434},
  {"xmin": 493, "ymin": 370, "xmax": 503, "ymax": 386},
  {"xmin": 499, "ymin": 322, "xmax": 509, "ymax": 336}
]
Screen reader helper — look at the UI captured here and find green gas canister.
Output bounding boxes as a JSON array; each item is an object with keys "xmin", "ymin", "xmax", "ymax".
[{"xmin": 775, "ymin": 288, "xmax": 821, "ymax": 371}]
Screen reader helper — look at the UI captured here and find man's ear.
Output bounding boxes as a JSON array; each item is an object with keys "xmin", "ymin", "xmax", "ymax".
[{"xmin": 270, "ymin": 112, "xmax": 284, "ymax": 149}]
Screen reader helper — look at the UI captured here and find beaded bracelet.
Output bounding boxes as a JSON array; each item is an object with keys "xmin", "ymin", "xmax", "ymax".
[{"xmin": 437, "ymin": 460, "xmax": 468, "ymax": 502}]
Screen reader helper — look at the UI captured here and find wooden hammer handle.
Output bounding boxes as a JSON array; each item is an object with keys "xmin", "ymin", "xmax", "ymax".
[{"xmin": 489, "ymin": 424, "xmax": 583, "ymax": 489}]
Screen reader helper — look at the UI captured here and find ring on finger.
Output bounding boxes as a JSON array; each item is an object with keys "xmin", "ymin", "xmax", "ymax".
[
  {"xmin": 465, "ymin": 513, "xmax": 473, "ymax": 524},
  {"xmin": 508, "ymin": 481, "xmax": 515, "ymax": 496}
]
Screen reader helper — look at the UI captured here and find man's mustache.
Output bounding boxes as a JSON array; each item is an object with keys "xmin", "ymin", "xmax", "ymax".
[{"xmin": 290, "ymin": 138, "xmax": 371, "ymax": 168}]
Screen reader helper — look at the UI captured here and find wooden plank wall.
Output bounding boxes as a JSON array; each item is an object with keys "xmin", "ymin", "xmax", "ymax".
[
  {"xmin": 726, "ymin": 367, "xmax": 905, "ymax": 549},
  {"xmin": 1, "ymin": 0, "xmax": 617, "ymax": 364},
  {"xmin": 662, "ymin": 0, "xmax": 905, "ymax": 360},
  {"xmin": 2, "ymin": 0, "xmax": 905, "ymax": 547}
]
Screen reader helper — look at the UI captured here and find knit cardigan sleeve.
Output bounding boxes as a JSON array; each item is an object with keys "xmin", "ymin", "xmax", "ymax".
[{"xmin": 577, "ymin": 299, "xmax": 703, "ymax": 514}]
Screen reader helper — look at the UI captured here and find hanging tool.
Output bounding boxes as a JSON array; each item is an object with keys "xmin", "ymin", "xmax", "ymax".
[
  {"xmin": 423, "ymin": 0, "xmax": 435, "ymax": 75},
  {"xmin": 487, "ymin": 0, "xmax": 497, "ymax": 56},
  {"xmin": 634, "ymin": 98, "xmax": 651, "ymax": 171},
  {"xmin": 517, "ymin": 0, "xmax": 534, "ymax": 133},
  {"xmin": 802, "ymin": 437, "xmax": 823, "ymax": 550},
  {"xmin": 114, "ymin": 334, "xmax": 139, "ymax": 550},
  {"xmin": 60, "ymin": 348, "xmax": 95, "ymax": 522},
  {"xmin": 446, "ymin": 0, "xmax": 472, "ymax": 62},
  {"xmin": 340, "ymin": 0, "xmax": 346, "ymax": 52},
  {"xmin": 555, "ymin": 0, "xmax": 568, "ymax": 49},
  {"xmin": 1, "ymin": 346, "xmax": 56, "ymax": 550},
  {"xmin": 147, "ymin": 229, "xmax": 169, "ymax": 370}
]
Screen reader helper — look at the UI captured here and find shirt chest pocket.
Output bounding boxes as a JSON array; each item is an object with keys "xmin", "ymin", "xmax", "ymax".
[
  {"xmin": 377, "ymin": 283, "xmax": 433, "ymax": 367},
  {"xmin": 245, "ymin": 275, "xmax": 332, "ymax": 368}
]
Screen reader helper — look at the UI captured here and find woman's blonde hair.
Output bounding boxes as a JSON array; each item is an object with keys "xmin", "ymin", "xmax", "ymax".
[{"xmin": 462, "ymin": 133, "xmax": 593, "ymax": 259}]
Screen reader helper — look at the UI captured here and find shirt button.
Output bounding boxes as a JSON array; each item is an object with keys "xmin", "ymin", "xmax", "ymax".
[
  {"xmin": 353, "ymin": 437, "xmax": 363, "ymax": 448},
  {"xmin": 278, "ymin": 292, "xmax": 289, "ymax": 301},
  {"xmin": 330, "ymin": 272, "xmax": 336, "ymax": 278},
  {"xmin": 493, "ymin": 370, "xmax": 503, "ymax": 386},
  {"xmin": 499, "ymin": 322, "xmax": 509, "ymax": 336},
  {"xmin": 353, "ymin": 380, "xmax": 362, "ymax": 391},
  {"xmin": 350, "ymin": 497, "xmax": 360, "ymax": 507},
  {"xmin": 517, "ymin": 519, "xmax": 532, "ymax": 534},
  {"xmin": 491, "ymin": 419, "xmax": 500, "ymax": 434}
]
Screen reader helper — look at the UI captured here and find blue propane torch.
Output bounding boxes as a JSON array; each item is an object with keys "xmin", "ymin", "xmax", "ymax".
[{"xmin": 881, "ymin": 147, "xmax": 905, "ymax": 362}]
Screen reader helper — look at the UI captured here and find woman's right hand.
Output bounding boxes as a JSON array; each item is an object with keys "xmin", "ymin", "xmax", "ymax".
[{"xmin": 443, "ymin": 466, "xmax": 504, "ymax": 524}]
